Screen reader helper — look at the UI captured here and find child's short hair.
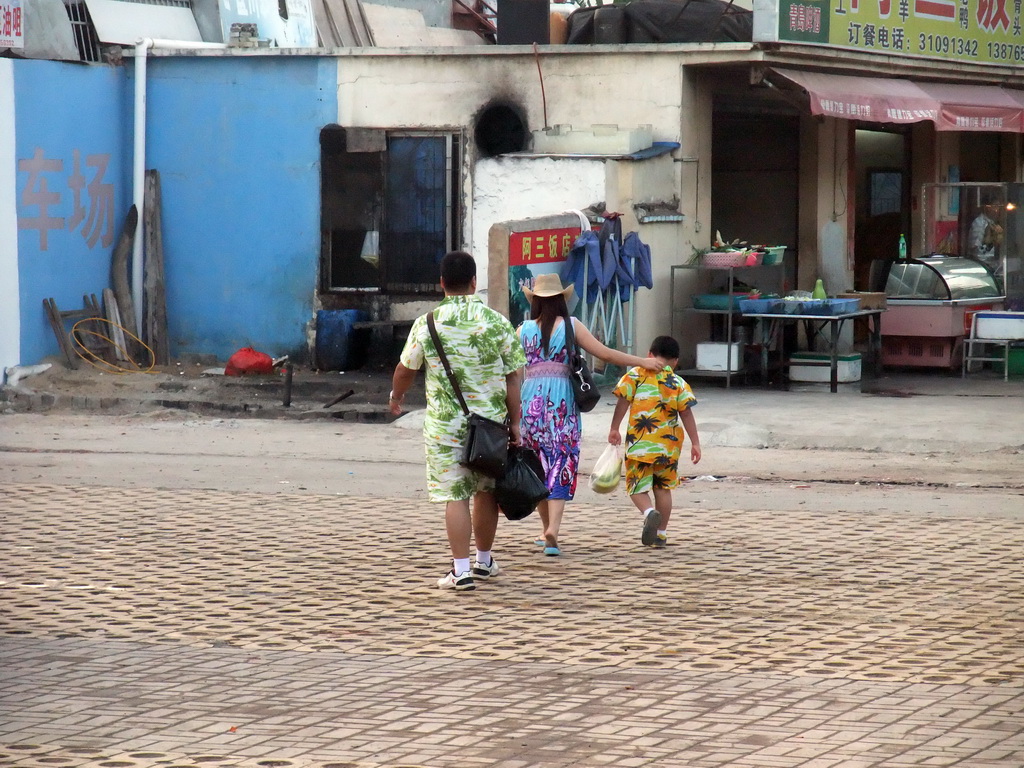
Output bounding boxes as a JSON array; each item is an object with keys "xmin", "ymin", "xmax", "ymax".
[{"xmin": 649, "ymin": 335, "xmax": 680, "ymax": 359}]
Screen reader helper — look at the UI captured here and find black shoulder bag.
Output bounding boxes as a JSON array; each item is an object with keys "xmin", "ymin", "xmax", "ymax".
[
  {"xmin": 563, "ymin": 317, "xmax": 601, "ymax": 413},
  {"xmin": 426, "ymin": 312, "xmax": 510, "ymax": 479}
]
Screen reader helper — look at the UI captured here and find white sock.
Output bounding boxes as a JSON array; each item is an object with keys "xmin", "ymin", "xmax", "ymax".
[
  {"xmin": 658, "ymin": 530, "xmax": 667, "ymax": 537},
  {"xmin": 476, "ymin": 550, "xmax": 492, "ymax": 566},
  {"xmin": 642, "ymin": 507, "xmax": 656, "ymax": 517},
  {"xmin": 453, "ymin": 557, "xmax": 471, "ymax": 576}
]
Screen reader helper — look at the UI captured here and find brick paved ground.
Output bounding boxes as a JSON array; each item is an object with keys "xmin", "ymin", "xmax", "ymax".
[{"xmin": 1, "ymin": 483, "xmax": 1023, "ymax": 768}]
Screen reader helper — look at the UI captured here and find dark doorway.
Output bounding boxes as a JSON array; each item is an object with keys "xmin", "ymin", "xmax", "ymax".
[
  {"xmin": 712, "ymin": 109, "xmax": 800, "ymax": 290},
  {"xmin": 853, "ymin": 128, "xmax": 909, "ymax": 291}
]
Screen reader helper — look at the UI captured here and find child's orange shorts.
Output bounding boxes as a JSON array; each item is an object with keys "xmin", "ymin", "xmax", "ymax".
[{"xmin": 625, "ymin": 457, "xmax": 679, "ymax": 495}]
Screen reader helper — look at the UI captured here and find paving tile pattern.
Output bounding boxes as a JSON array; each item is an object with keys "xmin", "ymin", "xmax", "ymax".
[{"xmin": 1, "ymin": 482, "xmax": 1023, "ymax": 767}]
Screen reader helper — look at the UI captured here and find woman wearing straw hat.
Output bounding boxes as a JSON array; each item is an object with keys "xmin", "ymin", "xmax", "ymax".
[{"xmin": 519, "ymin": 273, "xmax": 659, "ymax": 556}]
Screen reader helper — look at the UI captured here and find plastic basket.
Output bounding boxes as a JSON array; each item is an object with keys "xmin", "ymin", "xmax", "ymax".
[
  {"xmin": 701, "ymin": 251, "xmax": 750, "ymax": 269},
  {"xmin": 692, "ymin": 293, "xmax": 750, "ymax": 310},
  {"xmin": 824, "ymin": 298, "xmax": 861, "ymax": 315},
  {"xmin": 738, "ymin": 298, "xmax": 782, "ymax": 314},
  {"xmin": 799, "ymin": 299, "xmax": 830, "ymax": 315}
]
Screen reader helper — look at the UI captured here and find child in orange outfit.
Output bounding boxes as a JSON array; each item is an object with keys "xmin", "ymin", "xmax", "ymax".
[{"xmin": 608, "ymin": 336, "xmax": 701, "ymax": 547}]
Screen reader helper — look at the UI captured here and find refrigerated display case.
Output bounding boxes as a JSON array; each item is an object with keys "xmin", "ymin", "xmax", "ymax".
[{"xmin": 881, "ymin": 255, "xmax": 1004, "ymax": 368}]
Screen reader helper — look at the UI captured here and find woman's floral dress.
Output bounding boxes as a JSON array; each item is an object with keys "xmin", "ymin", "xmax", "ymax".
[{"xmin": 518, "ymin": 318, "xmax": 581, "ymax": 500}]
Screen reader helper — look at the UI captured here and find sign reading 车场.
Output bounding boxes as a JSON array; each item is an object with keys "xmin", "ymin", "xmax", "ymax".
[
  {"xmin": 17, "ymin": 148, "xmax": 116, "ymax": 252},
  {"xmin": 758, "ymin": 0, "xmax": 1024, "ymax": 66},
  {"xmin": 0, "ymin": 0, "xmax": 23, "ymax": 48}
]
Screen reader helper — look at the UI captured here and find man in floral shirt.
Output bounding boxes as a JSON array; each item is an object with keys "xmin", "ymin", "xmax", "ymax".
[
  {"xmin": 608, "ymin": 335, "xmax": 701, "ymax": 549},
  {"xmin": 390, "ymin": 251, "xmax": 526, "ymax": 591}
]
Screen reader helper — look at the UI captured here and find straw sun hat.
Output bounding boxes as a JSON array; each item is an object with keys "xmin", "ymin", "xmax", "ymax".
[{"xmin": 522, "ymin": 273, "xmax": 574, "ymax": 301}]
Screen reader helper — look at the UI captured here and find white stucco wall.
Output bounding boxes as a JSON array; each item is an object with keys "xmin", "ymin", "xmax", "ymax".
[
  {"xmin": 336, "ymin": 50, "xmax": 684, "ymax": 138},
  {"xmin": 0, "ymin": 60, "xmax": 19, "ymax": 379},
  {"xmin": 472, "ymin": 155, "xmax": 606, "ymax": 290}
]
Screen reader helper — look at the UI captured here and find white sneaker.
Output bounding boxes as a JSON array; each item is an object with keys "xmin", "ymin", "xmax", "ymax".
[
  {"xmin": 472, "ymin": 559, "xmax": 501, "ymax": 579},
  {"xmin": 437, "ymin": 570, "xmax": 475, "ymax": 591}
]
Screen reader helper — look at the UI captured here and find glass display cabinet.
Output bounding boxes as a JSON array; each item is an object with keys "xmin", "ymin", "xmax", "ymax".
[{"xmin": 881, "ymin": 255, "xmax": 1004, "ymax": 369}]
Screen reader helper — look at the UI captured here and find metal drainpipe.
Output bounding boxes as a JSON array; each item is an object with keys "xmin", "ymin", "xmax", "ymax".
[{"xmin": 132, "ymin": 37, "xmax": 227, "ymax": 336}]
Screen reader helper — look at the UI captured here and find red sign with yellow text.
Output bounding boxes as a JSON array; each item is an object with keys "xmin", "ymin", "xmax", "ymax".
[{"xmin": 509, "ymin": 227, "xmax": 580, "ymax": 267}]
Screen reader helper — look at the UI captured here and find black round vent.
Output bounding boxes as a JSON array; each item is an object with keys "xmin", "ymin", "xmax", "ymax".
[{"xmin": 474, "ymin": 103, "xmax": 528, "ymax": 157}]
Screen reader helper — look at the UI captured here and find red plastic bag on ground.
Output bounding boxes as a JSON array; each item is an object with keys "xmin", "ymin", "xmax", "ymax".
[{"xmin": 224, "ymin": 347, "xmax": 274, "ymax": 376}]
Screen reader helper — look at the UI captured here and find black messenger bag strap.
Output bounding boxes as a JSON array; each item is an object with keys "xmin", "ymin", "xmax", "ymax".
[{"xmin": 426, "ymin": 311, "xmax": 470, "ymax": 416}]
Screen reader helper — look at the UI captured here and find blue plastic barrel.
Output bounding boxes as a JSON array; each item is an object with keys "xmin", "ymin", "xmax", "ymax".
[{"xmin": 316, "ymin": 309, "xmax": 368, "ymax": 370}]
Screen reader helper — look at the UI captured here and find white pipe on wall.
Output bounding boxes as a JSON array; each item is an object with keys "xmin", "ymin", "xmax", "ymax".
[
  {"xmin": 132, "ymin": 37, "xmax": 153, "ymax": 336},
  {"xmin": 132, "ymin": 37, "xmax": 227, "ymax": 336}
]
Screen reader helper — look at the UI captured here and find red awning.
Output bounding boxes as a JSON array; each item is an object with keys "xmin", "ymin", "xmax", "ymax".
[
  {"xmin": 917, "ymin": 82, "xmax": 1024, "ymax": 132},
  {"xmin": 772, "ymin": 69, "xmax": 1024, "ymax": 133}
]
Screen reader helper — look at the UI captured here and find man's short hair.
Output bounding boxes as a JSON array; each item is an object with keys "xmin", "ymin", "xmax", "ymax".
[
  {"xmin": 649, "ymin": 335, "xmax": 680, "ymax": 359},
  {"xmin": 440, "ymin": 251, "xmax": 476, "ymax": 291}
]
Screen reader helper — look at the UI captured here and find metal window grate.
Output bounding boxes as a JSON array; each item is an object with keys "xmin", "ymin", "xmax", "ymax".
[{"xmin": 63, "ymin": 1, "xmax": 101, "ymax": 63}]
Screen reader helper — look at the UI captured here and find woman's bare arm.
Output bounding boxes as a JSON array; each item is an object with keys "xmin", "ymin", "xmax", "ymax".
[{"xmin": 571, "ymin": 319, "xmax": 661, "ymax": 371}]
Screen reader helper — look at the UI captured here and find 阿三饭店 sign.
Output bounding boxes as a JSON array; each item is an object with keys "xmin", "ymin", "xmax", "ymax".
[
  {"xmin": 758, "ymin": 0, "xmax": 1024, "ymax": 67},
  {"xmin": 508, "ymin": 227, "xmax": 579, "ymax": 267},
  {"xmin": 506, "ymin": 226, "xmax": 582, "ymax": 327}
]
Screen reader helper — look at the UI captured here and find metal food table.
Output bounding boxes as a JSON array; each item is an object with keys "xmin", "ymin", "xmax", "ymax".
[{"xmin": 742, "ymin": 308, "xmax": 887, "ymax": 393}]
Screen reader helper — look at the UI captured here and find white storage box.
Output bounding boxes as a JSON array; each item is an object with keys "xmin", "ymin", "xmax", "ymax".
[
  {"xmin": 789, "ymin": 352, "xmax": 861, "ymax": 382},
  {"xmin": 697, "ymin": 342, "xmax": 744, "ymax": 372},
  {"xmin": 973, "ymin": 311, "xmax": 1024, "ymax": 340}
]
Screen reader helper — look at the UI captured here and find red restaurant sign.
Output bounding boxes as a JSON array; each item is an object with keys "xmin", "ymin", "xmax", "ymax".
[{"xmin": 508, "ymin": 227, "xmax": 580, "ymax": 267}]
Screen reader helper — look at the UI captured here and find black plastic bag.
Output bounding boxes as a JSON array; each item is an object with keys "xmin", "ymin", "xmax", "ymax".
[{"xmin": 495, "ymin": 446, "xmax": 549, "ymax": 521}]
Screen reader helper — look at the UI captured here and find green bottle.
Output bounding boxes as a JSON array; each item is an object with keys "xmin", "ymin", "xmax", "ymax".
[
  {"xmin": 898, "ymin": 234, "xmax": 907, "ymax": 259},
  {"xmin": 812, "ymin": 278, "xmax": 827, "ymax": 299}
]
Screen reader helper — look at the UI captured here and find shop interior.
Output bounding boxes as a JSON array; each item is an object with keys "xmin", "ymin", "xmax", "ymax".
[{"xmin": 682, "ymin": 83, "xmax": 1024, "ymax": 387}]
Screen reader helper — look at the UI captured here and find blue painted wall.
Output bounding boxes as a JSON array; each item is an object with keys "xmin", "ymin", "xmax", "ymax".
[
  {"xmin": 143, "ymin": 56, "xmax": 338, "ymax": 361},
  {"xmin": 13, "ymin": 60, "xmax": 129, "ymax": 367}
]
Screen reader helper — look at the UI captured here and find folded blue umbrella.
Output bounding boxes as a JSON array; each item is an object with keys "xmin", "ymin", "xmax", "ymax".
[
  {"xmin": 621, "ymin": 231, "xmax": 654, "ymax": 293},
  {"xmin": 560, "ymin": 230, "xmax": 610, "ymax": 303},
  {"xmin": 597, "ymin": 218, "xmax": 621, "ymax": 292}
]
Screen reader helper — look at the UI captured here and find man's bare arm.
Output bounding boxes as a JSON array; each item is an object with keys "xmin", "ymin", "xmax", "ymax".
[{"xmin": 389, "ymin": 363, "xmax": 418, "ymax": 416}]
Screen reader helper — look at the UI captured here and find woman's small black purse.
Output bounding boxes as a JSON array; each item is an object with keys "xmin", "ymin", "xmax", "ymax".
[
  {"xmin": 427, "ymin": 313, "xmax": 509, "ymax": 478},
  {"xmin": 564, "ymin": 318, "xmax": 601, "ymax": 412}
]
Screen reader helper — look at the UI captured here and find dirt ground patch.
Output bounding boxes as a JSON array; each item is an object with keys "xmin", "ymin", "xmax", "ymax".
[{"xmin": 2, "ymin": 357, "xmax": 423, "ymax": 414}]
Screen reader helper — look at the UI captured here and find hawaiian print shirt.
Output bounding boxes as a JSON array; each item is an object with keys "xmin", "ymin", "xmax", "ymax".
[
  {"xmin": 401, "ymin": 295, "xmax": 526, "ymax": 447},
  {"xmin": 612, "ymin": 365, "xmax": 697, "ymax": 464}
]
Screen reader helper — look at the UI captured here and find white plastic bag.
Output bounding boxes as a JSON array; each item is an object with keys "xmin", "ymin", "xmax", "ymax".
[{"xmin": 589, "ymin": 444, "xmax": 622, "ymax": 494}]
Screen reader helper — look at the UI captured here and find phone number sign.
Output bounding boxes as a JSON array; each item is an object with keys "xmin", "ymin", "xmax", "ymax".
[
  {"xmin": 761, "ymin": 0, "xmax": 1024, "ymax": 66},
  {"xmin": 508, "ymin": 227, "xmax": 579, "ymax": 267},
  {"xmin": 1, "ymin": 0, "xmax": 23, "ymax": 48}
]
